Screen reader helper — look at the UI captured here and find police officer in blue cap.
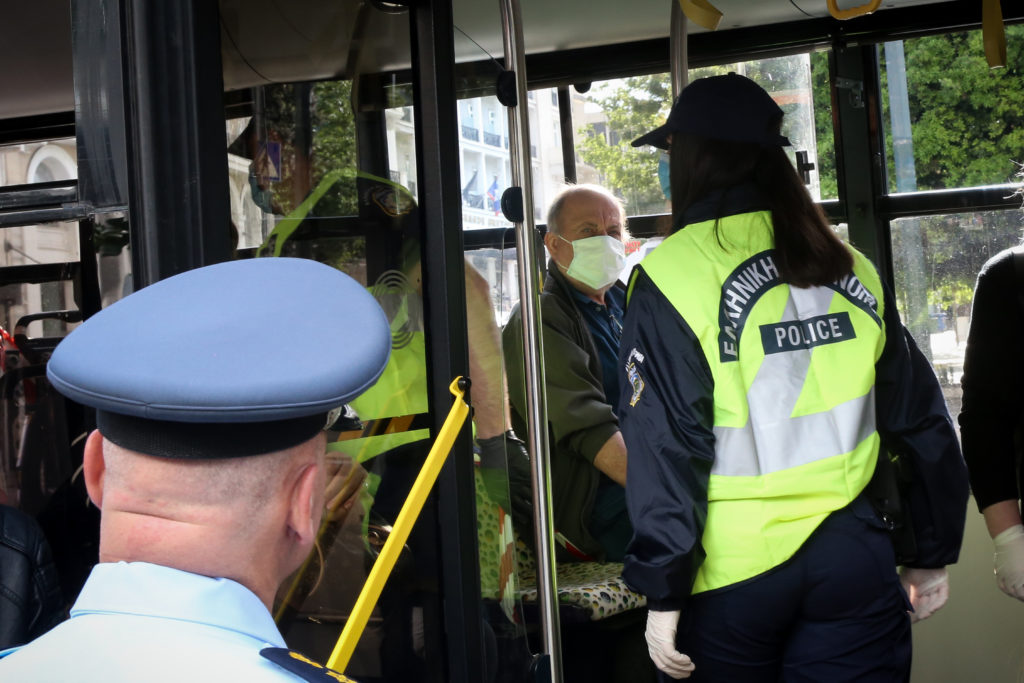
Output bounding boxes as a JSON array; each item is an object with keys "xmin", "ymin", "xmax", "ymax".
[{"xmin": 0, "ymin": 257, "xmax": 390, "ymax": 682}]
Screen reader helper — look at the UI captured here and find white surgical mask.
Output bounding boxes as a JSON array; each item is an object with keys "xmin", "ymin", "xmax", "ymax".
[{"xmin": 558, "ymin": 234, "xmax": 626, "ymax": 290}]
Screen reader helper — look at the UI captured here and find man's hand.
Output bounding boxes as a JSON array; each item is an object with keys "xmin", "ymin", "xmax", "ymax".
[
  {"xmin": 645, "ymin": 610, "xmax": 694, "ymax": 679},
  {"xmin": 993, "ymin": 524, "xmax": 1024, "ymax": 601},
  {"xmin": 899, "ymin": 567, "xmax": 949, "ymax": 622},
  {"xmin": 477, "ymin": 431, "xmax": 533, "ymax": 527}
]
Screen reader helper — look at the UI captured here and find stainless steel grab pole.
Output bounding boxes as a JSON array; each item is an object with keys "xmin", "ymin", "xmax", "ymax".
[
  {"xmin": 497, "ymin": 0, "xmax": 563, "ymax": 680},
  {"xmin": 671, "ymin": 0, "xmax": 689, "ymax": 98}
]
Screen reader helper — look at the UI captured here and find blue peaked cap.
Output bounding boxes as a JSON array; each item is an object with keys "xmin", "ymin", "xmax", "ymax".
[{"xmin": 47, "ymin": 258, "xmax": 391, "ymax": 458}]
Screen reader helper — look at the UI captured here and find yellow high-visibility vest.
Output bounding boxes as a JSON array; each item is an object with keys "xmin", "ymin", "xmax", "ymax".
[{"xmin": 636, "ymin": 210, "xmax": 886, "ymax": 593}]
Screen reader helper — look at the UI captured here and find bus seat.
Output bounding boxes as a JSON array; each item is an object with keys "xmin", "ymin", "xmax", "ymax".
[
  {"xmin": 513, "ymin": 535, "xmax": 646, "ymax": 623},
  {"xmin": 473, "ymin": 467, "xmax": 645, "ymax": 622}
]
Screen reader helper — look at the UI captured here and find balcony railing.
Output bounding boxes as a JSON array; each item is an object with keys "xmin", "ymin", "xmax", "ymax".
[
  {"xmin": 483, "ymin": 131, "xmax": 501, "ymax": 147},
  {"xmin": 461, "ymin": 125, "xmax": 480, "ymax": 141}
]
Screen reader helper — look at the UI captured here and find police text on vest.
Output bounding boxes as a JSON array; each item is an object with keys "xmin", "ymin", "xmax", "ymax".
[{"xmin": 759, "ymin": 312, "xmax": 856, "ymax": 355}]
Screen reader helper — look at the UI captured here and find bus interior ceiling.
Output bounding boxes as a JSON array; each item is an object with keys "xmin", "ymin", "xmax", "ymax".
[{"xmin": 0, "ymin": 0, "xmax": 990, "ymax": 127}]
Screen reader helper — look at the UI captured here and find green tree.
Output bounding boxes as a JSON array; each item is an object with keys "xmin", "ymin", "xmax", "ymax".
[
  {"xmin": 575, "ymin": 74, "xmax": 672, "ymax": 215},
  {"xmin": 890, "ymin": 25, "xmax": 1024, "ymax": 191},
  {"xmin": 310, "ymin": 79, "xmax": 359, "ymax": 218}
]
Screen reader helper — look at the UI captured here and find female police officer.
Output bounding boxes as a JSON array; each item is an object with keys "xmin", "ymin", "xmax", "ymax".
[{"xmin": 618, "ymin": 74, "xmax": 968, "ymax": 681}]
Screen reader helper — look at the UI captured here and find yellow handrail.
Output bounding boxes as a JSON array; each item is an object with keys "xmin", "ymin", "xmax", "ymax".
[
  {"xmin": 827, "ymin": 0, "xmax": 880, "ymax": 21},
  {"xmin": 326, "ymin": 376, "xmax": 471, "ymax": 672}
]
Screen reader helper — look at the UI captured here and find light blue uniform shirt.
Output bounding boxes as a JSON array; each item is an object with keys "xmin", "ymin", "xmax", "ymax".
[{"xmin": 0, "ymin": 561, "xmax": 308, "ymax": 682}]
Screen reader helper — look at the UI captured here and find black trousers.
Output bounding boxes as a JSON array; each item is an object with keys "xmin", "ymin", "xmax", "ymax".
[{"xmin": 669, "ymin": 501, "xmax": 912, "ymax": 682}]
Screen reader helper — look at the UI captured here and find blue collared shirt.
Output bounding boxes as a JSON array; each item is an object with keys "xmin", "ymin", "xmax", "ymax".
[
  {"xmin": 569, "ymin": 284, "xmax": 626, "ymax": 407},
  {"xmin": 0, "ymin": 561, "xmax": 306, "ymax": 682}
]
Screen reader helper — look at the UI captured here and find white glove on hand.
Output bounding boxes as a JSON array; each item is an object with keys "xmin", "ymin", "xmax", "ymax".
[
  {"xmin": 645, "ymin": 610, "xmax": 695, "ymax": 679},
  {"xmin": 993, "ymin": 524, "xmax": 1024, "ymax": 601},
  {"xmin": 899, "ymin": 567, "xmax": 949, "ymax": 623}
]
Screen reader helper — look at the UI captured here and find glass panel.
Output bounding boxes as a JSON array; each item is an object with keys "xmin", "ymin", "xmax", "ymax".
[
  {"xmin": 451, "ymin": 14, "xmax": 536, "ymax": 680},
  {"xmin": 890, "ymin": 208, "xmax": 1024, "ymax": 425},
  {"xmin": 573, "ymin": 74, "xmax": 673, "ymax": 216},
  {"xmin": 0, "ymin": 222, "xmax": 80, "ymax": 267},
  {"xmin": 0, "ymin": 138, "xmax": 77, "ymax": 187},
  {"xmin": 690, "ymin": 54, "xmax": 824, "ymax": 200},
  {"xmin": 575, "ymin": 51, "xmax": 833, "ymax": 216},
  {"xmin": 250, "ymin": 77, "xmax": 437, "ymax": 679},
  {"xmin": 94, "ymin": 211, "xmax": 134, "ymax": 308},
  {"xmin": 0, "ymin": 281, "xmax": 77, "ymax": 340},
  {"xmin": 810, "ymin": 49, "xmax": 838, "ymax": 200},
  {"xmin": 0, "ymin": 221, "xmax": 82, "ymax": 339},
  {"xmin": 456, "ymin": 84, "xmax": 562, "ymax": 229},
  {"xmin": 879, "ymin": 26, "xmax": 1024, "ymax": 193}
]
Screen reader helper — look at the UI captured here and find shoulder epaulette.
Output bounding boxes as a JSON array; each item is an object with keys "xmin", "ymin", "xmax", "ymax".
[{"xmin": 260, "ymin": 647, "xmax": 359, "ymax": 682}]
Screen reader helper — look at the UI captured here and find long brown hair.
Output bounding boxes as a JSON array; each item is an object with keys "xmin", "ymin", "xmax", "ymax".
[{"xmin": 669, "ymin": 133, "xmax": 852, "ymax": 287}]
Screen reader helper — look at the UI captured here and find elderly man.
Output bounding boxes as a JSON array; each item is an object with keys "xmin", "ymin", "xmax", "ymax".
[
  {"xmin": 0, "ymin": 258, "xmax": 390, "ymax": 682},
  {"xmin": 503, "ymin": 184, "xmax": 631, "ymax": 562}
]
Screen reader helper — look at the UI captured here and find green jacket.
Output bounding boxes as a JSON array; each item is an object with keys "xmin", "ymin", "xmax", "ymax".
[{"xmin": 502, "ymin": 263, "xmax": 621, "ymax": 561}]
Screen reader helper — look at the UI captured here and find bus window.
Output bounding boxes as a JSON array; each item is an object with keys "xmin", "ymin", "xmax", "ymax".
[
  {"xmin": 0, "ymin": 222, "xmax": 80, "ymax": 270},
  {"xmin": 575, "ymin": 51, "xmax": 836, "ymax": 217},
  {"xmin": 0, "ymin": 138, "xmax": 77, "ymax": 187},
  {"xmin": 891, "ymin": 206, "xmax": 1024, "ymax": 426},
  {"xmin": 691, "ymin": 54, "xmax": 826, "ymax": 202},
  {"xmin": 572, "ymin": 74, "xmax": 673, "ymax": 217},
  {"xmin": 879, "ymin": 26, "xmax": 1024, "ymax": 194}
]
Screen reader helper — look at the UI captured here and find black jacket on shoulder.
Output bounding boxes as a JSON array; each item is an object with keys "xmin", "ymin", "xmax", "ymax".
[{"xmin": 0, "ymin": 505, "xmax": 65, "ymax": 650}]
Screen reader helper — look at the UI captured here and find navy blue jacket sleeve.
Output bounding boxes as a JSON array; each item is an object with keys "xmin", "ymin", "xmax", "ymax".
[
  {"xmin": 874, "ymin": 283, "xmax": 969, "ymax": 568},
  {"xmin": 617, "ymin": 267, "xmax": 716, "ymax": 610}
]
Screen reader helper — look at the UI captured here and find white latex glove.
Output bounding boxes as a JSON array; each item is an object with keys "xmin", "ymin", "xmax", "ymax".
[
  {"xmin": 645, "ymin": 609, "xmax": 695, "ymax": 679},
  {"xmin": 899, "ymin": 567, "xmax": 949, "ymax": 623},
  {"xmin": 993, "ymin": 524, "xmax": 1024, "ymax": 601}
]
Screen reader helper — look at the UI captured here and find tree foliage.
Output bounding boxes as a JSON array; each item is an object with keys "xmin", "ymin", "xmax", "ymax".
[
  {"xmin": 888, "ymin": 25, "xmax": 1024, "ymax": 191},
  {"xmin": 575, "ymin": 74, "xmax": 671, "ymax": 215}
]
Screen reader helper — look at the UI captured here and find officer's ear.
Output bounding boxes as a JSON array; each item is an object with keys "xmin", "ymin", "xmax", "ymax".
[
  {"xmin": 287, "ymin": 461, "xmax": 321, "ymax": 546},
  {"xmin": 83, "ymin": 429, "xmax": 107, "ymax": 509}
]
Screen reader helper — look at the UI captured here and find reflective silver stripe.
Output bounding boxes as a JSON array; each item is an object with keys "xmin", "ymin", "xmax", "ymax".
[{"xmin": 712, "ymin": 285, "xmax": 876, "ymax": 477}]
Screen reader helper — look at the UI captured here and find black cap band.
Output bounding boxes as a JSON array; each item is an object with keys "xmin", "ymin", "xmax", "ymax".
[{"xmin": 97, "ymin": 410, "xmax": 325, "ymax": 459}]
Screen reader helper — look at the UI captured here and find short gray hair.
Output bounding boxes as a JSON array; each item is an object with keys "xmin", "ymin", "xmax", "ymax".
[{"xmin": 546, "ymin": 184, "xmax": 627, "ymax": 236}]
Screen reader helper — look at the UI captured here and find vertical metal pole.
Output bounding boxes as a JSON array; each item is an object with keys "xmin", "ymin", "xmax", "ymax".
[
  {"xmin": 497, "ymin": 0, "xmax": 563, "ymax": 681},
  {"xmin": 556, "ymin": 87, "xmax": 577, "ymax": 184},
  {"xmin": 670, "ymin": 0, "xmax": 689, "ymax": 99}
]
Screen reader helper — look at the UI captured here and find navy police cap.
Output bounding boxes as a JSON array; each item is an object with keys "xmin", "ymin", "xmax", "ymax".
[
  {"xmin": 632, "ymin": 73, "xmax": 791, "ymax": 150},
  {"xmin": 47, "ymin": 258, "xmax": 391, "ymax": 458}
]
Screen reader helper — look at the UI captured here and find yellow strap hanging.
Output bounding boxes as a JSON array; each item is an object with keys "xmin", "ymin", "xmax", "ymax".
[
  {"xmin": 982, "ymin": 0, "xmax": 1007, "ymax": 69},
  {"xmin": 678, "ymin": 0, "xmax": 722, "ymax": 31},
  {"xmin": 326, "ymin": 376, "xmax": 471, "ymax": 672},
  {"xmin": 827, "ymin": 0, "xmax": 880, "ymax": 21}
]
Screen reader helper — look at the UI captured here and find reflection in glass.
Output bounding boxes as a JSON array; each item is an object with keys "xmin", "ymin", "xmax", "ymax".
[
  {"xmin": 0, "ymin": 138, "xmax": 78, "ymax": 187},
  {"xmin": 455, "ymin": 88, "xmax": 563, "ymax": 230},
  {"xmin": 891, "ymin": 207, "xmax": 1024, "ymax": 425}
]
